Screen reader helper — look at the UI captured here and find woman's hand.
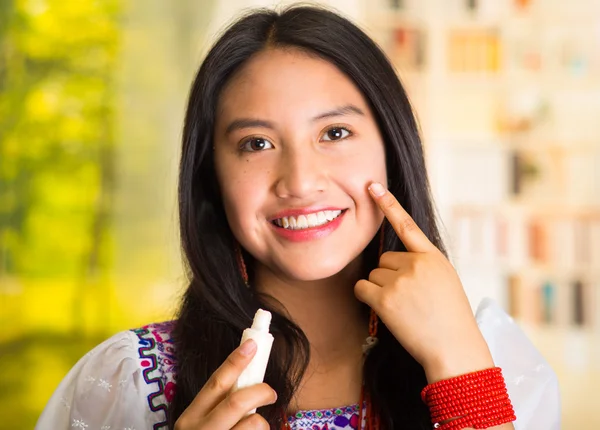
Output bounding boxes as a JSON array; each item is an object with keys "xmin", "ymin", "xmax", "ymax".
[
  {"xmin": 174, "ymin": 339, "xmax": 278, "ymax": 430},
  {"xmin": 355, "ymin": 182, "xmax": 495, "ymax": 384}
]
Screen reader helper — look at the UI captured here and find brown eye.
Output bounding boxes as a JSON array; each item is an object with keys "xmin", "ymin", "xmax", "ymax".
[
  {"xmin": 322, "ymin": 127, "xmax": 351, "ymax": 142},
  {"xmin": 241, "ymin": 137, "xmax": 273, "ymax": 152}
]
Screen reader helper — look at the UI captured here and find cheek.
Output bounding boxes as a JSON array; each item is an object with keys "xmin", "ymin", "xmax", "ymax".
[
  {"xmin": 221, "ymin": 185, "xmax": 247, "ymax": 229},
  {"xmin": 349, "ymin": 134, "xmax": 386, "ymax": 176},
  {"xmin": 335, "ymin": 141, "xmax": 387, "ymax": 198},
  {"xmin": 347, "ymin": 142, "xmax": 387, "ymax": 225},
  {"xmin": 218, "ymin": 165, "xmax": 270, "ymax": 239}
]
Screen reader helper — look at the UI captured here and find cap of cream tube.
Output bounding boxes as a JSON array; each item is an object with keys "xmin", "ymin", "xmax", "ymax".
[{"xmin": 233, "ymin": 309, "xmax": 274, "ymax": 410}]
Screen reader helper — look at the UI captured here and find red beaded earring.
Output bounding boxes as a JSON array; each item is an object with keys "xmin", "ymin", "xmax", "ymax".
[{"xmin": 235, "ymin": 242, "xmax": 249, "ymax": 288}]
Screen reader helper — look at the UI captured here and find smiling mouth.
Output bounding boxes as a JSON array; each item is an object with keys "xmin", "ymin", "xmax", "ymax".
[{"xmin": 272, "ymin": 210, "xmax": 346, "ymax": 230}]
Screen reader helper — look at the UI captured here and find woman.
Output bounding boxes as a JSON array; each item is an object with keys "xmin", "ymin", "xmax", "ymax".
[{"xmin": 36, "ymin": 5, "xmax": 560, "ymax": 430}]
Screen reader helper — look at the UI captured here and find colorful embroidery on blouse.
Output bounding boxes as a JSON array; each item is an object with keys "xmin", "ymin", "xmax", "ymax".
[
  {"xmin": 287, "ymin": 404, "xmax": 365, "ymax": 430},
  {"xmin": 131, "ymin": 323, "xmax": 363, "ymax": 430},
  {"xmin": 132, "ymin": 321, "xmax": 176, "ymax": 429}
]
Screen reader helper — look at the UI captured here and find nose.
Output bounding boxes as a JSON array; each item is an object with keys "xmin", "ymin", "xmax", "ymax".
[{"xmin": 274, "ymin": 145, "xmax": 327, "ymax": 200}]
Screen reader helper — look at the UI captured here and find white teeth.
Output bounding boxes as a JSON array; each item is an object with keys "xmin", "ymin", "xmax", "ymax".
[
  {"xmin": 273, "ymin": 210, "xmax": 344, "ymax": 230},
  {"xmin": 317, "ymin": 212, "xmax": 327, "ymax": 224},
  {"xmin": 297, "ymin": 215, "xmax": 308, "ymax": 229}
]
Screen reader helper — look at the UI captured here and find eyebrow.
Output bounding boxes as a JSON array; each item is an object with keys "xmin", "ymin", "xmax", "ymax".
[
  {"xmin": 311, "ymin": 104, "xmax": 365, "ymax": 121},
  {"xmin": 224, "ymin": 104, "xmax": 365, "ymax": 135},
  {"xmin": 225, "ymin": 118, "xmax": 275, "ymax": 135}
]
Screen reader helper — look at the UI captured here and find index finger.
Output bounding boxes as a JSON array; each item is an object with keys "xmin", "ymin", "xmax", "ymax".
[{"xmin": 368, "ymin": 181, "xmax": 436, "ymax": 253}]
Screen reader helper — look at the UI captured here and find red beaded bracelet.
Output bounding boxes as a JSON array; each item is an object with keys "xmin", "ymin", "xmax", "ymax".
[{"xmin": 421, "ymin": 367, "xmax": 516, "ymax": 429}]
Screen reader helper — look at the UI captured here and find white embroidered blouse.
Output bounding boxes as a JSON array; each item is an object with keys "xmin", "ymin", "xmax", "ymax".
[{"xmin": 35, "ymin": 299, "xmax": 561, "ymax": 430}]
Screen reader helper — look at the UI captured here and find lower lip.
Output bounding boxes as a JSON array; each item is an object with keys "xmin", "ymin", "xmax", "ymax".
[{"xmin": 270, "ymin": 211, "xmax": 346, "ymax": 242}]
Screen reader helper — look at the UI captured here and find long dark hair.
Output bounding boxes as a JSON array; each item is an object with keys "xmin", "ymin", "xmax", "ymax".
[{"xmin": 169, "ymin": 5, "xmax": 447, "ymax": 429}]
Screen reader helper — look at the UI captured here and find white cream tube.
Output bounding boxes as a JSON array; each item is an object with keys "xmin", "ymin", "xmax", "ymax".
[{"xmin": 233, "ymin": 309, "xmax": 274, "ymax": 413}]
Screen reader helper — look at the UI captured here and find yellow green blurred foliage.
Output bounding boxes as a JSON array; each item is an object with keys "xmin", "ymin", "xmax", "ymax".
[
  {"xmin": 1, "ymin": 0, "xmax": 206, "ymax": 420},
  {"xmin": 0, "ymin": 0, "xmax": 118, "ymax": 330},
  {"xmin": 0, "ymin": 0, "xmax": 173, "ymax": 427}
]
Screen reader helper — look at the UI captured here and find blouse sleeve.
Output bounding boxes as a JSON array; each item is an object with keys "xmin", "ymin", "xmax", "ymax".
[
  {"xmin": 475, "ymin": 298, "xmax": 561, "ymax": 430},
  {"xmin": 35, "ymin": 330, "xmax": 161, "ymax": 430}
]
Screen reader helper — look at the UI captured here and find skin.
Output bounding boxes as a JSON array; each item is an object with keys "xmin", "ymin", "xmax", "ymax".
[{"xmin": 175, "ymin": 48, "xmax": 514, "ymax": 430}]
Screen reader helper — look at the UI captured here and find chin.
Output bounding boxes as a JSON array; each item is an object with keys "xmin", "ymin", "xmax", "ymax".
[{"xmin": 276, "ymin": 253, "xmax": 361, "ymax": 282}]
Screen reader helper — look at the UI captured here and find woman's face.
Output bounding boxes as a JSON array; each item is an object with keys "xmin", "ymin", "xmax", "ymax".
[{"xmin": 214, "ymin": 48, "xmax": 387, "ymax": 282}]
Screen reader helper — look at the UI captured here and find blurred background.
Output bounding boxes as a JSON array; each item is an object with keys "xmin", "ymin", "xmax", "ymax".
[{"xmin": 1, "ymin": 0, "xmax": 598, "ymax": 428}]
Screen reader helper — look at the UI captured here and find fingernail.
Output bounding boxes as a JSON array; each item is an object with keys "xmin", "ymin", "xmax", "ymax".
[
  {"xmin": 369, "ymin": 182, "xmax": 386, "ymax": 197},
  {"xmin": 272, "ymin": 389, "xmax": 278, "ymax": 402},
  {"xmin": 240, "ymin": 339, "xmax": 256, "ymax": 356}
]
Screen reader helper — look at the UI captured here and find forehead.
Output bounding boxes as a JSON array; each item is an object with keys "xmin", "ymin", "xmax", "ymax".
[{"xmin": 216, "ymin": 48, "xmax": 369, "ymax": 121}]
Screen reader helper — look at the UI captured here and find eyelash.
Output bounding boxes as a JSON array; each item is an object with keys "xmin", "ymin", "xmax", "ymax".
[
  {"xmin": 238, "ymin": 125, "xmax": 354, "ymax": 152},
  {"xmin": 239, "ymin": 135, "xmax": 273, "ymax": 152},
  {"xmin": 321, "ymin": 125, "xmax": 353, "ymax": 142}
]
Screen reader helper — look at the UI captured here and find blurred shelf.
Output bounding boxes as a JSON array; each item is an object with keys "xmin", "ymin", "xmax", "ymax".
[
  {"xmin": 451, "ymin": 203, "xmax": 600, "ymax": 216},
  {"xmin": 454, "ymin": 260, "xmax": 600, "ymax": 278},
  {"xmin": 433, "ymin": 140, "xmax": 600, "ymax": 153},
  {"xmin": 366, "ymin": 0, "xmax": 600, "ymax": 350}
]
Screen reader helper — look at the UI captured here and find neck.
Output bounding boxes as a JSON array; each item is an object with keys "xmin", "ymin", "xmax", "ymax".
[{"xmin": 254, "ymin": 258, "xmax": 368, "ymax": 410}]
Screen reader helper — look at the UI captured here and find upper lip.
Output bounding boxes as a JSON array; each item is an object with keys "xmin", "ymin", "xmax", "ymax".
[{"xmin": 268, "ymin": 206, "xmax": 346, "ymax": 221}]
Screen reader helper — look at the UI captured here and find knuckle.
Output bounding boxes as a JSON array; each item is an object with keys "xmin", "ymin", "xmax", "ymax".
[
  {"xmin": 392, "ymin": 275, "xmax": 404, "ymax": 290},
  {"xmin": 379, "ymin": 251, "xmax": 394, "ymax": 266},
  {"xmin": 225, "ymin": 352, "xmax": 241, "ymax": 368},
  {"xmin": 248, "ymin": 413, "xmax": 269, "ymax": 429},
  {"xmin": 412, "ymin": 254, "xmax": 430, "ymax": 272},
  {"xmin": 399, "ymin": 216, "xmax": 416, "ymax": 234},
  {"xmin": 407, "ymin": 256, "xmax": 419, "ymax": 272},
  {"xmin": 174, "ymin": 416, "xmax": 190, "ymax": 430},
  {"xmin": 378, "ymin": 292, "xmax": 396, "ymax": 313},
  {"xmin": 207, "ymin": 373, "xmax": 228, "ymax": 392},
  {"xmin": 355, "ymin": 279, "xmax": 367, "ymax": 290},
  {"xmin": 353, "ymin": 283, "xmax": 363, "ymax": 298},
  {"xmin": 264, "ymin": 385, "xmax": 278, "ymax": 404},
  {"xmin": 354, "ymin": 280, "xmax": 369, "ymax": 300},
  {"xmin": 383, "ymin": 196, "xmax": 396, "ymax": 211},
  {"xmin": 226, "ymin": 391, "xmax": 247, "ymax": 411}
]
